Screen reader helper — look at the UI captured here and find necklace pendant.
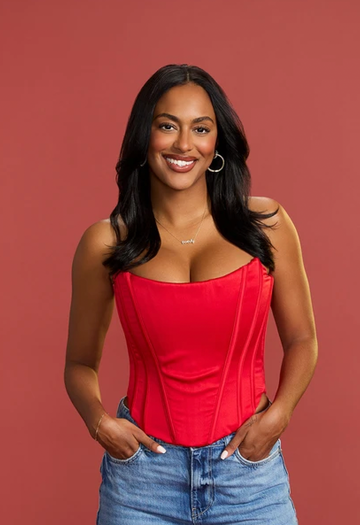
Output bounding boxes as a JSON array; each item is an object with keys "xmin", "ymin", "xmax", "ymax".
[{"xmin": 181, "ymin": 239, "xmax": 195, "ymax": 244}]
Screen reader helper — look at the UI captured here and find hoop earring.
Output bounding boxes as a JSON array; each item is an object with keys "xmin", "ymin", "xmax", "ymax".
[
  {"xmin": 207, "ymin": 150, "xmax": 225, "ymax": 172},
  {"xmin": 140, "ymin": 158, "xmax": 147, "ymax": 167}
]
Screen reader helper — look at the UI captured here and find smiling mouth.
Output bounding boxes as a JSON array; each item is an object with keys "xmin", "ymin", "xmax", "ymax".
[{"xmin": 163, "ymin": 156, "xmax": 197, "ymax": 167}]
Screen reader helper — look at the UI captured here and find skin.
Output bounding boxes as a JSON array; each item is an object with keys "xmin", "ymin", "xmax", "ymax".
[
  {"xmin": 147, "ymin": 83, "xmax": 217, "ymax": 224},
  {"xmin": 64, "ymin": 83, "xmax": 318, "ymax": 462}
]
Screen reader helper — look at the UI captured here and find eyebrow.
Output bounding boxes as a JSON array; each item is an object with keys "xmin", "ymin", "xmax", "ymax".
[{"xmin": 153, "ymin": 112, "xmax": 215, "ymax": 125}]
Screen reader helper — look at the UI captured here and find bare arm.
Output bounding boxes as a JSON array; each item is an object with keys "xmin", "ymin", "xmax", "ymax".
[
  {"xmin": 64, "ymin": 220, "xmax": 116, "ymax": 438},
  {"xmin": 223, "ymin": 198, "xmax": 318, "ymax": 460},
  {"xmin": 269, "ymin": 202, "xmax": 318, "ymax": 421}
]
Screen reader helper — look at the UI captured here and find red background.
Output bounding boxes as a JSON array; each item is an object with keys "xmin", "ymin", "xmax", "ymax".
[{"xmin": 1, "ymin": 1, "xmax": 359, "ymax": 523}]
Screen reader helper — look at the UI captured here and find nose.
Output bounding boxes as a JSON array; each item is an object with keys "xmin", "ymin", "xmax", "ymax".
[{"xmin": 173, "ymin": 128, "xmax": 193, "ymax": 152}]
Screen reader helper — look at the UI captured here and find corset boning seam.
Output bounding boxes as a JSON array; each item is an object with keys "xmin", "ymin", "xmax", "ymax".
[
  {"xmin": 116, "ymin": 280, "xmax": 147, "ymax": 417},
  {"xmin": 126, "ymin": 278, "xmax": 177, "ymax": 443},
  {"xmin": 206, "ymin": 267, "xmax": 247, "ymax": 444},
  {"xmin": 249, "ymin": 261, "xmax": 264, "ymax": 412}
]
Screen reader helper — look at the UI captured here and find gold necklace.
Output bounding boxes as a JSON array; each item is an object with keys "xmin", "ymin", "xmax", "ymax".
[{"xmin": 154, "ymin": 202, "xmax": 207, "ymax": 245}]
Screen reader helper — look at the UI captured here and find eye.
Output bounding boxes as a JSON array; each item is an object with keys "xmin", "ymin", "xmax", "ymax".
[
  {"xmin": 159, "ymin": 123, "xmax": 176, "ymax": 131},
  {"xmin": 194, "ymin": 126, "xmax": 210, "ymax": 134}
]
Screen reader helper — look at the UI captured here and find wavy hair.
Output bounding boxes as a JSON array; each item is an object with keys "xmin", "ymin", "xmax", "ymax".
[{"xmin": 103, "ymin": 63, "xmax": 279, "ymax": 280}]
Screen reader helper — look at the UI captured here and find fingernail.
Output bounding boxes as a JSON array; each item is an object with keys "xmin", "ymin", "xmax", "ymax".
[
  {"xmin": 220, "ymin": 450, "xmax": 228, "ymax": 460},
  {"xmin": 157, "ymin": 445, "xmax": 166, "ymax": 453}
]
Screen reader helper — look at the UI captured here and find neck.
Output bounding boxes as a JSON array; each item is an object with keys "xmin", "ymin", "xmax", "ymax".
[{"xmin": 151, "ymin": 183, "xmax": 211, "ymax": 228}]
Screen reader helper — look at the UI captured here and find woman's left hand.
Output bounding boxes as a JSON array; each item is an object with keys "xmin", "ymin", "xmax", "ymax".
[{"xmin": 220, "ymin": 404, "xmax": 290, "ymax": 461}]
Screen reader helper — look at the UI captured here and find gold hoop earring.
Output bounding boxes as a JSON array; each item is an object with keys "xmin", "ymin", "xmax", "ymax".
[{"xmin": 207, "ymin": 150, "xmax": 225, "ymax": 172}]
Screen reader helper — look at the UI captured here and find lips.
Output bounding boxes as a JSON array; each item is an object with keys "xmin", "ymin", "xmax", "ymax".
[
  {"xmin": 162, "ymin": 154, "xmax": 198, "ymax": 173},
  {"xmin": 162, "ymin": 154, "xmax": 198, "ymax": 161}
]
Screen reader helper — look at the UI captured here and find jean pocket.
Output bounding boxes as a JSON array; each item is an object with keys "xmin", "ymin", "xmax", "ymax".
[
  {"xmin": 234, "ymin": 439, "xmax": 281, "ymax": 468},
  {"xmin": 105, "ymin": 442, "xmax": 143, "ymax": 464}
]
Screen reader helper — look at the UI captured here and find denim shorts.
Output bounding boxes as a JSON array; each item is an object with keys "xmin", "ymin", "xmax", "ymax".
[{"xmin": 96, "ymin": 396, "xmax": 298, "ymax": 524}]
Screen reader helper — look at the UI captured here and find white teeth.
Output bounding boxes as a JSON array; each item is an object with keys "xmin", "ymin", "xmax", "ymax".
[{"xmin": 165, "ymin": 157, "xmax": 195, "ymax": 167}]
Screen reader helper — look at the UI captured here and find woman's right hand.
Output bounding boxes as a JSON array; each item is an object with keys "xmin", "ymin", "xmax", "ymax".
[{"xmin": 95, "ymin": 414, "xmax": 166, "ymax": 459}]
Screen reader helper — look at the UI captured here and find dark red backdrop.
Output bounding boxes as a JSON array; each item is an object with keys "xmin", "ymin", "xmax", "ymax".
[{"xmin": 1, "ymin": 1, "xmax": 359, "ymax": 523}]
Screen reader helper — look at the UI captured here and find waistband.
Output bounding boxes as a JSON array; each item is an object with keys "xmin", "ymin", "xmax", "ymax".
[{"xmin": 116, "ymin": 395, "xmax": 273, "ymax": 450}]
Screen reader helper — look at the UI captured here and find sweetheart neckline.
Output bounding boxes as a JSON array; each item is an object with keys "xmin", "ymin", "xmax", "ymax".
[{"xmin": 116, "ymin": 256, "xmax": 272, "ymax": 286}]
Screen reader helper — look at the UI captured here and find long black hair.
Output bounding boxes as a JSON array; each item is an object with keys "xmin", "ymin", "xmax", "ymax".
[{"xmin": 103, "ymin": 63, "xmax": 279, "ymax": 280}]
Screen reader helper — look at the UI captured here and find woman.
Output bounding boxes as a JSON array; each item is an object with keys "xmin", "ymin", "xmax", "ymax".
[{"xmin": 64, "ymin": 64, "xmax": 318, "ymax": 524}]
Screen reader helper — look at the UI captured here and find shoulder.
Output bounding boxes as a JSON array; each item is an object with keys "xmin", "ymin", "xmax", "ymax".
[
  {"xmin": 76, "ymin": 219, "xmax": 115, "ymax": 258},
  {"xmin": 75, "ymin": 217, "xmax": 126, "ymax": 258},
  {"xmin": 72, "ymin": 217, "xmax": 126, "ymax": 280},
  {"xmin": 249, "ymin": 197, "xmax": 306, "ymax": 288},
  {"xmin": 248, "ymin": 196, "xmax": 301, "ymax": 255},
  {"xmin": 248, "ymin": 196, "xmax": 295, "ymax": 230},
  {"xmin": 248, "ymin": 196, "xmax": 279, "ymax": 221}
]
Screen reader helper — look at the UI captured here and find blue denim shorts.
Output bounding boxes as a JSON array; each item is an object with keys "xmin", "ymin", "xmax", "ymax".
[{"xmin": 96, "ymin": 396, "xmax": 298, "ymax": 524}]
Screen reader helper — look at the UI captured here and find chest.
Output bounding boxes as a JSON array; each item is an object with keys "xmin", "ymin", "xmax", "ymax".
[{"xmin": 127, "ymin": 219, "xmax": 269, "ymax": 283}]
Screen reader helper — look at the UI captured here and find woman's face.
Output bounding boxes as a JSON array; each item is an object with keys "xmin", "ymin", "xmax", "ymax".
[{"xmin": 147, "ymin": 83, "xmax": 218, "ymax": 190}]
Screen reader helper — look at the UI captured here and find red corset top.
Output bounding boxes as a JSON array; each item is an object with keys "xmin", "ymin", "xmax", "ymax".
[{"xmin": 112, "ymin": 256, "xmax": 274, "ymax": 447}]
